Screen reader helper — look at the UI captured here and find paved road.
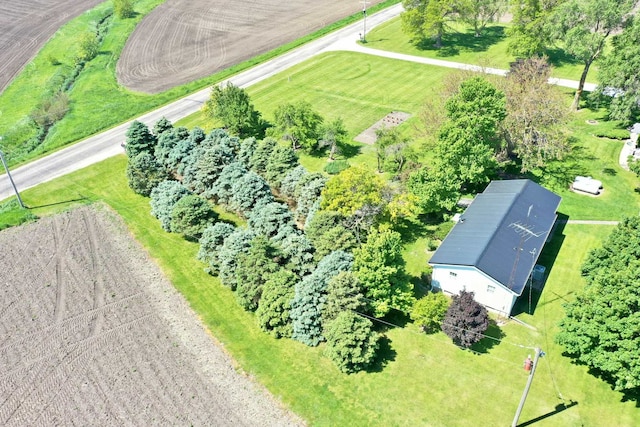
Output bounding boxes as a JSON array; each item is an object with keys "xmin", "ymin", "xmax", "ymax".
[{"xmin": 0, "ymin": 3, "xmax": 596, "ymax": 200}]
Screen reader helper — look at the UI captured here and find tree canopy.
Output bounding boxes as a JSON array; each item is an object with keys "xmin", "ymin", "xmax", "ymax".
[
  {"xmin": 321, "ymin": 167, "xmax": 385, "ymax": 217},
  {"xmin": 556, "ymin": 216, "xmax": 640, "ymax": 392},
  {"xmin": 596, "ymin": 16, "xmax": 640, "ymax": 124},
  {"xmin": 547, "ymin": 0, "xmax": 635, "ymax": 110},
  {"xmin": 270, "ymin": 101, "xmax": 323, "ymax": 151},
  {"xmin": 203, "ymin": 83, "xmax": 264, "ymax": 137},
  {"xmin": 353, "ymin": 226, "xmax": 415, "ymax": 317},
  {"xmin": 324, "ymin": 311, "xmax": 380, "ymax": 374}
]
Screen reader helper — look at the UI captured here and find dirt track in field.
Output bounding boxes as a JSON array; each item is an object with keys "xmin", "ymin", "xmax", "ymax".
[
  {"xmin": 0, "ymin": 0, "xmax": 103, "ymax": 94},
  {"xmin": 117, "ymin": 0, "xmax": 385, "ymax": 93},
  {"xmin": 0, "ymin": 206, "xmax": 303, "ymax": 426}
]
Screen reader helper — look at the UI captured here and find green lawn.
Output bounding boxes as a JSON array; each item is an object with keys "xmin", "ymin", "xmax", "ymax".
[
  {"xmin": 245, "ymin": 51, "xmax": 451, "ymax": 171},
  {"xmin": 364, "ymin": 18, "xmax": 590, "ymax": 82},
  {"xmin": 1, "ymin": 156, "xmax": 637, "ymax": 426}
]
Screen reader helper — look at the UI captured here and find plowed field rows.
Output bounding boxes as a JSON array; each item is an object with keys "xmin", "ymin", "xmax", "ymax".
[
  {"xmin": 0, "ymin": 0, "xmax": 103, "ymax": 94},
  {"xmin": 117, "ymin": 0, "xmax": 385, "ymax": 93},
  {"xmin": 0, "ymin": 206, "xmax": 302, "ymax": 426}
]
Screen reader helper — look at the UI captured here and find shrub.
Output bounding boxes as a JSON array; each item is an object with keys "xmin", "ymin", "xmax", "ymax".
[
  {"xmin": 441, "ymin": 291, "xmax": 489, "ymax": 348},
  {"xmin": 411, "ymin": 292, "xmax": 450, "ymax": 333},
  {"xmin": 114, "ymin": 0, "xmax": 135, "ymax": 19},
  {"xmin": 324, "ymin": 160, "xmax": 349, "ymax": 175}
]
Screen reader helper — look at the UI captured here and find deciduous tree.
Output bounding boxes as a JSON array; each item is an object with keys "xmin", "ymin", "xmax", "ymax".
[
  {"xmin": 203, "ymin": 83, "xmax": 264, "ymax": 137},
  {"xmin": 460, "ymin": 0, "xmax": 507, "ymax": 37},
  {"xmin": 556, "ymin": 216, "xmax": 640, "ymax": 392},
  {"xmin": 319, "ymin": 118, "xmax": 348, "ymax": 160},
  {"xmin": 507, "ymin": 0, "xmax": 559, "ymax": 57},
  {"xmin": 596, "ymin": 16, "xmax": 640, "ymax": 124},
  {"xmin": 321, "ymin": 167, "xmax": 385, "ymax": 217},
  {"xmin": 499, "ymin": 56, "xmax": 570, "ymax": 171},
  {"xmin": 401, "ymin": 0, "xmax": 460, "ymax": 48},
  {"xmin": 353, "ymin": 226, "xmax": 415, "ymax": 317},
  {"xmin": 270, "ymin": 102, "xmax": 323, "ymax": 151},
  {"xmin": 547, "ymin": 0, "xmax": 635, "ymax": 110}
]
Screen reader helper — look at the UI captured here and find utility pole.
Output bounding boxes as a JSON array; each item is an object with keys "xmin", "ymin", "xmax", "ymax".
[
  {"xmin": 0, "ymin": 137, "xmax": 25, "ymax": 208},
  {"xmin": 512, "ymin": 347, "xmax": 544, "ymax": 427},
  {"xmin": 360, "ymin": 0, "xmax": 371, "ymax": 42}
]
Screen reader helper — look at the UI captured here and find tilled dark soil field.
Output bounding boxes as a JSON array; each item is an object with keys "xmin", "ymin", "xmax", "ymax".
[
  {"xmin": 117, "ymin": 0, "xmax": 385, "ymax": 93},
  {"xmin": 0, "ymin": 0, "xmax": 103, "ymax": 94},
  {"xmin": 0, "ymin": 206, "xmax": 302, "ymax": 426}
]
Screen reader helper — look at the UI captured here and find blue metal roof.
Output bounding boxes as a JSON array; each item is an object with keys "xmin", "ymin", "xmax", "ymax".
[{"xmin": 429, "ymin": 180, "xmax": 561, "ymax": 296}]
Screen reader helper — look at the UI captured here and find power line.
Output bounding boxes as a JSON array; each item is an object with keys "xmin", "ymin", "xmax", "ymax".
[{"xmin": 352, "ymin": 309, "xmax": 527, "ymax": 367}]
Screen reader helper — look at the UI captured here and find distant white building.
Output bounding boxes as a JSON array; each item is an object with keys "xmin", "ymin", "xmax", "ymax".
[
  {"xmin": 429, "ymin": 180, "xmax": 561, "ymax": 317},
  {"xmin": 630, "ymin": 123, "xmax": 640, "ymax": 146}
]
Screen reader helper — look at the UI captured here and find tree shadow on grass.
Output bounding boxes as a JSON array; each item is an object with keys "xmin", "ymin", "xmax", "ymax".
[
  {"xmin": 561, "ymin": 357, "xmax": 640, "ymax": 406},
  {"xmin": 416, "ymin": 26, "xmax": 506, "ymax": 57},
  {"xmin": 545, "ymin": 48, "xmax": 580, "ymax": 68},
  {"xmin": 469, "ymin": 319, "xmax": 505, "ymax": 354},
  {"xmin": 366, "ymin": 336, "xmax": 397, "ymax": 373}
]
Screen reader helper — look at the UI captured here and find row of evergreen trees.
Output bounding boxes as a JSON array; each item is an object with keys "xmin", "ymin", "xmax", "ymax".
[{"xmin": 125, "ymin": 118, "xmax": 388, "ymax": 372}]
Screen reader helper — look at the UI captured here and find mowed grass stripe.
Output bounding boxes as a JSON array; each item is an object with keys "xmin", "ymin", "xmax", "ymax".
[{"xmin": 249, "ymin": 52, "xmax": 448, "ymax": 134}]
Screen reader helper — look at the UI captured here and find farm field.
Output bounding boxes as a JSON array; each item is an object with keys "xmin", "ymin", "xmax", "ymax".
[
  {"xmin": 0, "ymin": 206, "xmax": 301, "ymax": 426},
  {"xmin": 0, "ymin": 0, "xmax": 103, "ymax": 94},
  {"xmin": 117, "ymin": 0, "xmax": 387, "ymax": 93}
]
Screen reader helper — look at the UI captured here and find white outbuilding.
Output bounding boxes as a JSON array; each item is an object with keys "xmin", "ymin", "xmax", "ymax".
[{"xmin": 429, "ymin": 180, "xmax": 561, "ymax": 317}]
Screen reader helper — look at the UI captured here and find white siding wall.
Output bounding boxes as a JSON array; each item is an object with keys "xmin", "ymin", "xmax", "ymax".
[{"xmin": 431, "ymin": 265, "xmax": 517, "ymax": 316}]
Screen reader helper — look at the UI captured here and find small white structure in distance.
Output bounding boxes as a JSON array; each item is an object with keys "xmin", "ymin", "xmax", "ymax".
[
  {"xmin": 630, "ymin": 123, "xmax": 640, "ymax": 146},
  {"xmin": 572, "ymin": 176, "xmax": 603, "ymax": 195}
]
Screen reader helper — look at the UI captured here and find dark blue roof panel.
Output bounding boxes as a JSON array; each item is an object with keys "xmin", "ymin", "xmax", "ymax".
[{"xmin": 429, "ymin": 180, "xmax": 561, "ymax": 295}]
